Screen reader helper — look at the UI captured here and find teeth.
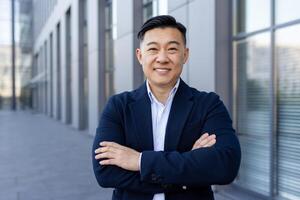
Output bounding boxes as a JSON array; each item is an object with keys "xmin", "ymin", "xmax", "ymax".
[{"xmin": 155, "ymin": 69, "xmax": 169, "ymax": 72}]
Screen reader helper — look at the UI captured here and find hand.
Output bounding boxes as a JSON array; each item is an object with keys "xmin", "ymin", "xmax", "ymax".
[
  {"xmin": 192, "ymin": 133, "xmax": 216, "ymax": 150},
  {"xmin": 94, "ymin": 141, "xmax": 141, "ymax": 171}
]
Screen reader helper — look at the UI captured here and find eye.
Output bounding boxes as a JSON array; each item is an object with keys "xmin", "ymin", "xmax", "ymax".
[
  {"xmin": 148, "ymin": 48, "xmax": 158, "ymax": 51},
  {"xmin": 168, "ymin": 48, "xmax": 178, "ymax": 53}
]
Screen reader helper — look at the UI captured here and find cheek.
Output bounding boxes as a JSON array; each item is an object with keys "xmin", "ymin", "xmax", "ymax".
[
  {"xmin": 144, "ymin": 56, "xmax": 155, "ymax": 66},
  {"xmin": 171, "ymin": 55, "xmax": 184, "ymax": 66}
]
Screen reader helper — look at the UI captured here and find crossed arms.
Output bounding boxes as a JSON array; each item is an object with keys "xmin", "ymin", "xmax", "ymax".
[
  {"xmin": 92, "ymin": 95, "xmax": 241, "ymax": 194},
  {"xmin": 95, "ymin": 132, "xmax": 216, "ymax": 171}
]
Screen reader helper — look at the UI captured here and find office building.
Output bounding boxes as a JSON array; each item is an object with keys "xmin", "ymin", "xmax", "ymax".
[{"xmin": 27, "ymin": 0, "xmax": 300, "ymax": 199}]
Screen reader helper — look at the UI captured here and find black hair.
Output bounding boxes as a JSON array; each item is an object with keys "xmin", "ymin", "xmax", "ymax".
[{"xmin": 137, "ymin": 15, "xmax": 187, "ymax": 45}]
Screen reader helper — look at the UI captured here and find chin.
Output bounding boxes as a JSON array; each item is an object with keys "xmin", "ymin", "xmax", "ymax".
[{"xmin": 153, "ymin": 80, "xmax": 175, "ymax": 87}]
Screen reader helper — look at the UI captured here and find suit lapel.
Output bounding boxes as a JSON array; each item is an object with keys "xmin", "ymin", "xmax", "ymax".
[
  {"xmin": 129, "ymin": 84, "xmax": 154, "ymax": 151},
  {"xmin": 164, "ymin": 80, "xmax": 194, "ymax": 151}
]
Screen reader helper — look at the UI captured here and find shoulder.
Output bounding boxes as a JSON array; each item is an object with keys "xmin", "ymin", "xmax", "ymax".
[
  {"xmin": 107, "ymin": 91, "xmax": 132, "ymax": 109},
  {"xmin": 107, "ymin": 84, "xmax": 146, "ymax": 108},
  {"xmin": 178, "ymin": 79, "xmax": 220, "ymax": 104},
  {"xmin": 189, "ymin": 86, "xmax": 221, "ymax": 105}
]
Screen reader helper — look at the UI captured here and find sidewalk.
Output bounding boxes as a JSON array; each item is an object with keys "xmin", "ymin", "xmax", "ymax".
[
  {"xmin": 0, "ymin": 111, "xmax": 112, "ymax": 200},
  {"xmin": 0, "ymin": 110, "xmax": 243, "ymax": 200}
]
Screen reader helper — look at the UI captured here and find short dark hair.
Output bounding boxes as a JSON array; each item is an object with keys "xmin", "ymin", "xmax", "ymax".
[{"xmin": 137, "ymin": 15, "xmax": 187, "ymax": 45}]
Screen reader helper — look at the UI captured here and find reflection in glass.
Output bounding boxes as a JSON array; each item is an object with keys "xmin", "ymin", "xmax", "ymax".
[
  {"xmin": 104, "ymin": 0, "xmax": 115, "ymax": 101},
  {"xmin": 276, "ymin": 0, "xmax": 300, "ymax": 24},
  {"xmin": 234, "ymin": 33, "xmax": 271, "ymax": 195},
  {"xmin": 143, "ymin": 0, "xmax": 153, "ymax": 22},
  {"xmin": 276, "ymin": 25, "xmax": 300, "ymax": 200},
  {"xmin": 233, "ymin": 0, "xmax": 270, "ymax": 34},
  {"xmin": 0, "ymin": 0, "xmax": 14, "ymax": 109}
]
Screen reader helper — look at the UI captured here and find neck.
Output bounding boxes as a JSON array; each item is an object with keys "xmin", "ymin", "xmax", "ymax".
[{"xmin": 148, "ymin": 81, "xmax": 177, "ymax": 104}]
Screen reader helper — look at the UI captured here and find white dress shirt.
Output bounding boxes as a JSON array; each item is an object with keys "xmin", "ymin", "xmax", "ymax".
[{"xmin": 145, "ymin": 79, "xmax": 180, "ymax": 200}]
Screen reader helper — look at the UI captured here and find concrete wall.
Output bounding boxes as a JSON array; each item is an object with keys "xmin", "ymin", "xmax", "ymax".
[
  {"xmin": 32, "ymin": 0, "xmax": 222, "ymax": 136},
  {"xmin": 114, "ymin": 0, "xmax": 134, "ymax": 93},
  {"xmin": 168, "ymin": 0, "xmax": 215, "ymax": 92},
  {"xmin": 87, "ymin": 0, "xmax": 102, "ymax": 137}
]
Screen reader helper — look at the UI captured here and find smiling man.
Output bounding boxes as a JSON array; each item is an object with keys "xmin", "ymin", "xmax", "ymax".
[{"xmin": 92, "ymin": 15, "xmax": 241, "ymax": 200}]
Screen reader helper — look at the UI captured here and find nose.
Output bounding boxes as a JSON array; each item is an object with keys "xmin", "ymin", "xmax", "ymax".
[{"xmin": 156, "ymin": 50, "xmax": 169, "ymax": 64}]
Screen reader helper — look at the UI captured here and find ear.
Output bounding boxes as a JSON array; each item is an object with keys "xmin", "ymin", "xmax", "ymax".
[
  {"xmin": 136, "ymin": 48, "xmax": 143, "ymax": 65},
  {"xmin": 183, "ymin": 47, "xmax": 189, "ymax": 64}
]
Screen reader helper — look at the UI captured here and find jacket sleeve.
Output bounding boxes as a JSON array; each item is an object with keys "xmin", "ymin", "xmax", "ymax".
[
  {"xmin": 140, "ymin": 94, "xmax": 241, "ymax": 186},
  {"xmin": 92, "ymin": 96, "xmax": 166, "ymax": 194}
]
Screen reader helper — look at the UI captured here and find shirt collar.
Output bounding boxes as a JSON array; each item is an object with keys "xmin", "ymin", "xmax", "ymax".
[{"xmin": 146, "ymin": 79, "xmax": 180, "ymax": 104}]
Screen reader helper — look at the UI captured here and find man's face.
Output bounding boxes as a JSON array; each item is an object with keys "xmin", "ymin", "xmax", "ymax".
[{"xmin": 136, "ymin": 27, "xmax": 189, "ymax": 90}]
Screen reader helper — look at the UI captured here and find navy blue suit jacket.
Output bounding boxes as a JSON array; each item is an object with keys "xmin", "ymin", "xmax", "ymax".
[{"xmin": 92, "ymin": 80, "xmax": 241, "ymax": 200}]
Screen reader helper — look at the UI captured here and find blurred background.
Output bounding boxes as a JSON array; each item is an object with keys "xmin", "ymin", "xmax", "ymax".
[{"xmin": 0, "ymin": 0, "xmax": 300, "ymax": 199}]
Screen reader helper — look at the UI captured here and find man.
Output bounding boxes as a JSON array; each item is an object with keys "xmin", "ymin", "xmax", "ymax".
[{"xmin": 92, "ymin": 15, "xmax": 241, "ymax": 200}]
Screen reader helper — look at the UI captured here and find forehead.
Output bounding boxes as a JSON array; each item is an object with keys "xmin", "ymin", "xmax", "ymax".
[{"xmin": 142, "ymin": 27, "xmax": 184, "ymax": 45}]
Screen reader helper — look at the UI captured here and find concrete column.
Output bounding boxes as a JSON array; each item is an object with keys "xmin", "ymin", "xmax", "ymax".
[
  {"xmin": 114, "ymin": 0, "xmax": 134, "ymax": 93},
  {"xmin": 44, "ymin": 42, "xmax": 48, "ymax": 114},
  {"xmin": 41, "ymin": 45, "xmax": 46, "ymax": 114},
  {"xmin": 38, "ymin": 49, "xmax": 42, "ymax": 113},
  {"xmin": 87, "ymin": 0, "xmax": 104, "ymax": 136},
  {"xmin": 60, "ymin": 15, "xmax": 68, "ymax": 123},
  {"xmin": 133, "ymin": 0, "xmax": 144, "ymax": 89},
  {"xmin": 215, "ymin": 0, "xmax": 232, "ymax": 112},
  {"xmin": 52, "ymin": 25, "xmax": 58, "ymax": 119},
  {"xmin": 71, "ymin": 0, "xmax": 80, "ymax": 129},
  {"xmin": 168, "ymin": 0, "xmax": 215, "ymax": 92},
  {"xmin": 188, "ymin": 0, "xmax": 215, "ymax": 91},
  {"xmin": 168, "ymin": 0, "xmax": 190, "ymax": 83},
  {"xmin": 47, "ymin": 37, "xmax": 52, "ymax": 117}
]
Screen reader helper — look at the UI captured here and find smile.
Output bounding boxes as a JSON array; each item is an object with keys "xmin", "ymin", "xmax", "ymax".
[{"xmin": 154, "ymin": 68, "xmax": 171, "ymax": 72}]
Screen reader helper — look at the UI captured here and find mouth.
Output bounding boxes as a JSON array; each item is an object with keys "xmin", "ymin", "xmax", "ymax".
[
  {"xmin": 153, "ymin": 68, "xmax": 171, "ymax": 76},
  {"xmin": 153, "ymin": 68, "xmax": 171, "ymax": 72}
]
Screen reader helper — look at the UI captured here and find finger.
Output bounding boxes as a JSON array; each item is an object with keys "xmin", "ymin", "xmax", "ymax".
[
  {"xmin": 95, "ymin": 146, "xmax": 117, "ymax": 154},
  {"xmin": 199, "ymin": 133, "xmax": 209, "ymax": 140},
  {"xmin": 192, "ymin": 134, "xmax": 216, "ymax": 149},
  {"xmin": 94, "ymin": 147, "xmax": 101, "ymax": 154},
  {"xmin": 198, "ymin": 137, "xmax": 210, "ymax": 147},
  {"xmin": 95, "ymin": 152, "xmax": 115, "ymax": 160},
  {"xmin": 199, "ymin": 134, "xmax": 216, "ymax": 147},
  {"xmin": 193, "ymin": 133, "xmax": 209, "ymax": 148},
  {"xmin": 203, "ymin": 138, "xmax": 216, "ymax": 147},
  {"xmin": 99, "ymin": 159, "xmax": 117, "ymax": 166},
  {"xmin": 100, "ymin": 141, "xmax": 124, "ymax": 150}
]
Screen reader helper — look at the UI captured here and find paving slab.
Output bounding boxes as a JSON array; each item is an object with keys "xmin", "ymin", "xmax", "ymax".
[{"xmin": 0, "ymin": 111, "xmax": 112, "ymax": 200}]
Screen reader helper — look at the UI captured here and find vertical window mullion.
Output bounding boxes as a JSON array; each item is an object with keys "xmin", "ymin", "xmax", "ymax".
[{"xmin": 270, "ymin": 0, "xmax": 278, "ymax": 197}]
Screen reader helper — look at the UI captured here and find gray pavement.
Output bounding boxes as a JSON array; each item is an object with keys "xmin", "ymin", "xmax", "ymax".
[
  {"xmin": 0, "ymin": 110, "xmax": 246, "ymax": 200},
  {"xmin": 0, "ymin": 111, "xmax": 112, "ymax": 200}
]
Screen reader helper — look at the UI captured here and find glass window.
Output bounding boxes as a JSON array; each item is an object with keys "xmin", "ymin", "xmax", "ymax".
[
  {"xmin": 276, "ymin": 0, "xmax": 300, "ymax": 24},
  {"xmin": 276, "ymin": 24, "xmax": 300, "ymax": 200},
  {"xmin": 104, "ymin": 0, "xmax": 115, "ymax": 100},
  {"xmin": 233, "ymin": 0, "xmax": 271, "ymax": 34},
  {"xmin": 233, "ymin": 1, "xmax": 300, "ymax": 199},
  {"xmin": 143, "ymin": 0, "xmax": 153, "ymax": 22},
  {"xmin": 0, "ymin": 0, "xmax": 12, "ymax": 110},
  {"xmin": 234, "ymin": 33, "xmax": 272, "ymax": 195}
]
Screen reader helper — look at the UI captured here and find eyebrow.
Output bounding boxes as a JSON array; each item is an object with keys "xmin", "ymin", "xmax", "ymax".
[{"xmin": 146, "ymin": 41, "xmax": 181, "ymax": 46}]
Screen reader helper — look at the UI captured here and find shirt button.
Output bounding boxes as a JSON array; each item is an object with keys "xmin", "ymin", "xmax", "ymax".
[{"xmin": 182, "ymin": 185, "xmax": 187, "ymax": 190}]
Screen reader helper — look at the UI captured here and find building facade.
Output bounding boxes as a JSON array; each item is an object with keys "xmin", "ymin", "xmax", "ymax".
[{"xmin": 29, "ymin": 0, "xmax": 300, "ymax": 199}]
